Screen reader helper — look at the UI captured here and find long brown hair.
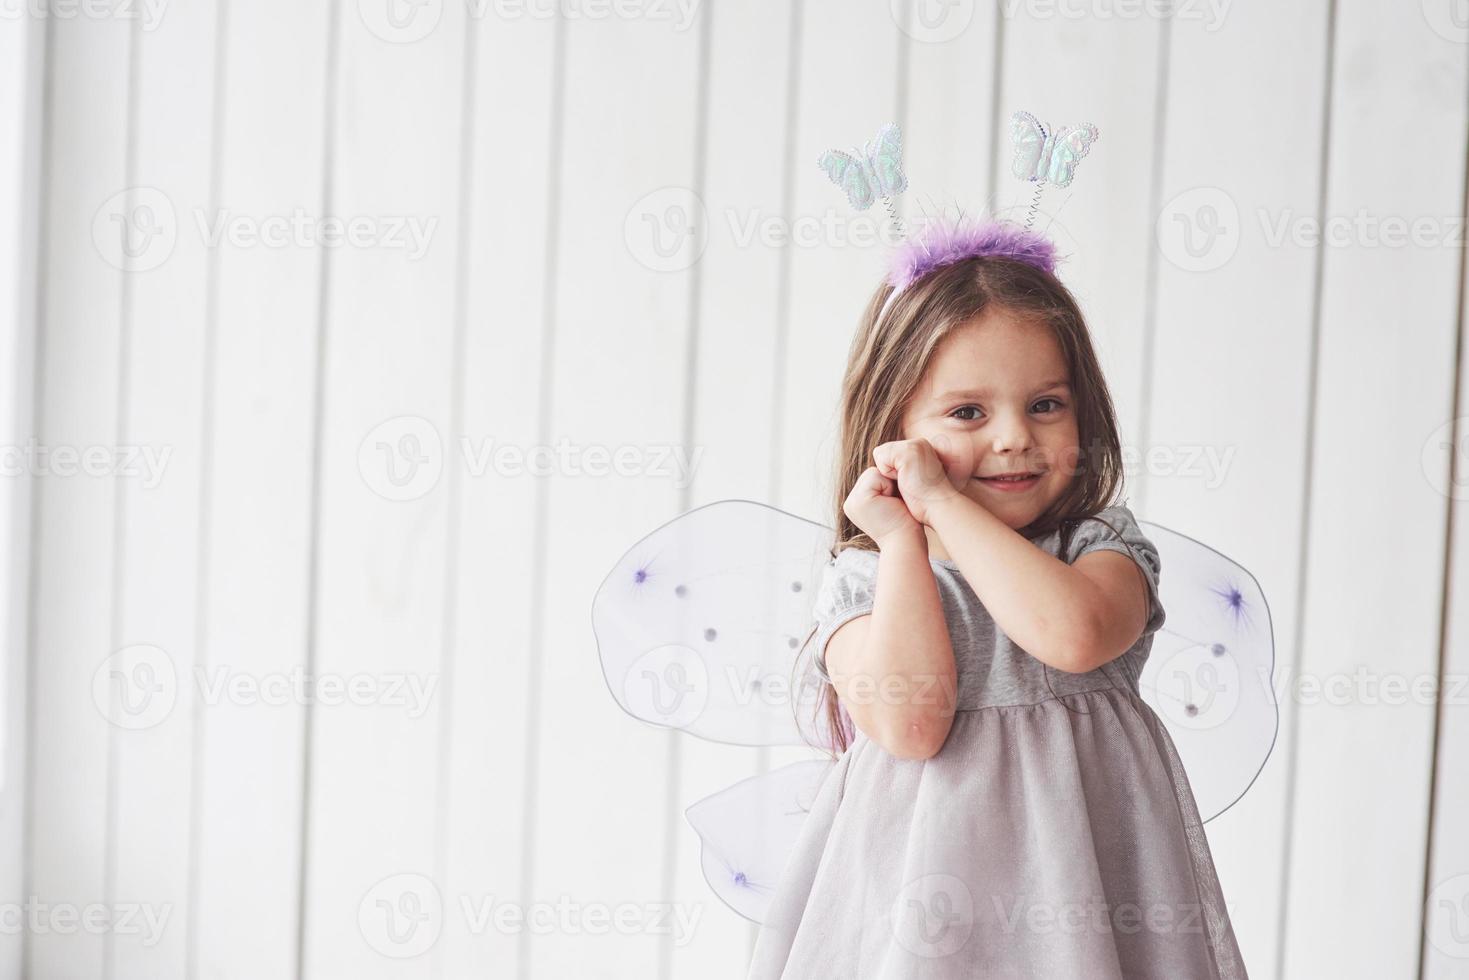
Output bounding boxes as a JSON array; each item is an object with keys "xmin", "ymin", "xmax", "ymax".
[{"xmin": 803, "ymin": 255, "xmax": 1132, "ymax": 757}]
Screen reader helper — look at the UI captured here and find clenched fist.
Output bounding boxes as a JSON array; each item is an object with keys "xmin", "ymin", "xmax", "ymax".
[{"xmin": 844, "ymin": 436, "xmax": 978, "ymax": 544}]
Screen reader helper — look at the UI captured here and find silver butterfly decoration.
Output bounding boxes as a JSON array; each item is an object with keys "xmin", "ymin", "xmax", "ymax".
[
  {"xmin": 816, "ymin": 122, "xmax": 908, "ymax": 212},
  {"xmin": 1010, "ymin": 110, "xmax": 1100, "ymax": 188}
]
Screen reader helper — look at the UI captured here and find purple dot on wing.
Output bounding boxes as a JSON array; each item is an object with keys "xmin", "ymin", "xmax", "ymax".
[{"xmin": 733, "ymin": 871, "xmax": 748, "ymax": 887}]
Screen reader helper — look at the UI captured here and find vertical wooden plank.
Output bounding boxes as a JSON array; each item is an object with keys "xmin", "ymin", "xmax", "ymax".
[
  {"xmin": 187, "ymin": 2, "xmax": 333, "ymax": 977},
  {"xmin": 106, "ymin": 2, "xmax": 218, "ymax": 976},
  {"xmin": 777, "ymin": 0, "xmax": 905, "ymax": 518},
  {"xmin": 1284, "ymin": 3, "xmax": 1466, "ymax": 977},
  {"xmin": 26, "ymin": 12, "xmax": 131, "ymax": 979},
  {"xmin": 1419, "ymin": 15, "xmax": 1469, "ymax": 980},
  {"xmin": 669, "ymin": 2, "xmax": 796, "ymax": 973},
  {"xmin": 901, "ymin": 1, "xmax": 1000, "ymax": 223},
  {"xmin": 1425, "ymin": 248, "xmax": 1469, "ymax": 980},
  {"xmin": 0, "ymin": 8, "xmax": 44, "ymax": 979},
  {"xmin": 749, "ymin": 7, "xmax": 904, "ymax": 967},
  {"xmin": 434, "ymin": 5, "xmax": 558, "ymax": 979},
  {"xmin": 997, "ymin": 7, "xmax": 1167, "ymax": 442},
  {"xmin": 298, "ymin": 1, "xmax": 464, "ymax": 975},
  {"xmin": 1149, "ymin": 5, "xmax": 1332, "ymax": 977},
  {"xmin": 529, "ymin": 8, "xmax": 700, "ymax": 978}
]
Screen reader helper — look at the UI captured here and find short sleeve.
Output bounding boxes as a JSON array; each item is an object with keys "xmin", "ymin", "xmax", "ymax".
[
  {"xmin": 810, "ymin": 546, "xmax": 879, "ymax": 683},
  {"xmin": 1066, "ymin": 503, "xmax": 1166, "ymax": 638}
]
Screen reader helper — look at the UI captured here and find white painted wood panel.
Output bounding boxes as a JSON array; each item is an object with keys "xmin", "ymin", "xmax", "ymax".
[
  {"xmin": 108, "ymin": 3, "xmax": 218, "ymax": 976},
  {"xmin": 530, "ymin": 8, "xmax": 701, "ymax": 977},
  {"xmin": 297, "ymin": 2, "xmax": 466, "ymax": 976},
  {"xmin": 434, "ymin": 7, "xmax": 558, "ymax": 979},
  {"xmin": 27, "ymin": 13, "xmax": 133, "ymax": 980},
  {"xmin": 187, "ymin": 3, "xmax": 333, "ymax": 978},
  {"xmin": 1150, "ymin": 5, "xmax": 1332, "ymax": 977},
  {"xmin": 1283, "ymin": 4, "xmax": 1466, "ymax": 978},
  {"xmin": 0, "ymin": 9, "xmax": 44, "ymax": 980},
  {"xmin": 671, "ymin": 3, "xmax": 798, "ymax": 975}
]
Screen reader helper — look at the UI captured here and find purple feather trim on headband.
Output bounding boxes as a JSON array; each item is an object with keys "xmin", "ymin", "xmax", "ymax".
[{"xmin": 886, "ymin": 215, "xmax": 1058, "ymax": 290}]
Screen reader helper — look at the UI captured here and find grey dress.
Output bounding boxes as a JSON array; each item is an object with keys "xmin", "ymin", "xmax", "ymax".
[{"xmin": 745, "ymin": 503, "xmax": 1248, "ymax": 980}]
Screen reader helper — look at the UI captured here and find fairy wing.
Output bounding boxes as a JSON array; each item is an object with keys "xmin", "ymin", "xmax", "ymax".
[
  {"xmin": 684, "ymin": 759, "xmax": 834, "ymax": 923},
  {"xmin": 1136, "ymin": 520, "xmax": 1280, "ymax": 823},
  {"xmin": 591, "ymin": 498, "xmax": 839, "ymax": 749}
]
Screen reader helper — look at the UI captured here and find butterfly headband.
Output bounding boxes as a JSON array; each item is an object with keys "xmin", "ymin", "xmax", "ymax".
[{"xmin": 816, "ymin": 111, "xmax": 1099, "ymax": 326}]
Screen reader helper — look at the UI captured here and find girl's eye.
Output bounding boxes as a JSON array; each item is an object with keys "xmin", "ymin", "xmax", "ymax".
[{"xmin": 949, "ymin": 399, "xmax": 1065, "ymax": 421}]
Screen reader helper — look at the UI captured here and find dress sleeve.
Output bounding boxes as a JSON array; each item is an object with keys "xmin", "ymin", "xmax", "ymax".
[
  {"xmin": 1066, "ymin": 502, "xmax": 1166, "ymax": 638},
  {"xmin": 810, "ymin": 546, "xmax": 880, "ymax": 683}
]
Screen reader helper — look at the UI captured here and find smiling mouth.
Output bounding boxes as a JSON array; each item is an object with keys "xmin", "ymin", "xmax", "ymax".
[{"xmin": 976, "ymin": 472, "xmax": 1043, "ymax": 490}]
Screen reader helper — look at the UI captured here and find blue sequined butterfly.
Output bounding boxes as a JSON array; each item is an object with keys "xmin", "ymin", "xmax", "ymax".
[
  {"xmin": 816, "ymin": 122, "xmax": 908, "ymax": 211},
  {"xmin": 1010, "ymin": 110, "xmax": 1099, "ymax": 188}
]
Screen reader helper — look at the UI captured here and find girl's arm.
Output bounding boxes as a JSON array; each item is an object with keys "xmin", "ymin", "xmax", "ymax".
[
  {"xmin": 925, "ymin": 492, "xmax": 1149, "ymax": 673},
  {"xmin": 823, "ymin": 529, "xmax": 958, "ymax": 759}
]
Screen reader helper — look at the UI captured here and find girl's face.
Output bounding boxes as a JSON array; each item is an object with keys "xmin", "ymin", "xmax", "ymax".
[{"xmin": 900, "ymin": 308, "xmax": 1080, "ymax": 532}]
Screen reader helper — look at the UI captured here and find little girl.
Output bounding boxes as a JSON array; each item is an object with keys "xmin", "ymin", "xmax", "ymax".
[{"xmin": 745, "ymin": 226, "xmax": 1248, "ymax": 979}]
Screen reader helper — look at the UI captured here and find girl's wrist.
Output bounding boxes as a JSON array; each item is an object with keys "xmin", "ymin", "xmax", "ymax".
[{"xmin": 876, "ymin": 525, "xmax": 928, "ymax": 558}]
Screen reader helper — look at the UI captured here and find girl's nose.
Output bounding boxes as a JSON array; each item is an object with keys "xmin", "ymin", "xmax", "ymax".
[{"xmin": 989, "ymin": 411, "xmax": 1036, "ymax": 453}]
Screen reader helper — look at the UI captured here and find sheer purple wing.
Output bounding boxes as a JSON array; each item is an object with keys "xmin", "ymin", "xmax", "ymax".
[
  {"xmin": 684, "ymin": 759, "xmax": 835, "ymax": 923},
  {"xmin": 591, "ymin": 498, "xmax": 840, "ymax": 749},
  {"xmin": 1138, "ymin": 520, "xmax": 1279, "ymax": 822}
]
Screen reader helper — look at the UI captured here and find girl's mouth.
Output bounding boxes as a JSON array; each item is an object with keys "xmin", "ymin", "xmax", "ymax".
[{"xmin": 977, "ymin": 472, "xmax": 1041, "ymax": 492}]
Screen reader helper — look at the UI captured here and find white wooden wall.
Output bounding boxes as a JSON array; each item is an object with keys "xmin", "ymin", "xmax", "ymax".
[{"xmin": 4, "ymin": 1, "xmax": 1468, "ymax": 978}]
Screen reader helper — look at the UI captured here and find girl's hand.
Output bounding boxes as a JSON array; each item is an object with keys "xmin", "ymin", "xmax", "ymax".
[
  {"xmin": 871, "ymin": 437, "xmax": 972, "ymax": 527},
  {"xmin": 843, "ymin": 464, "xmax": 924, "ymax": 548}
]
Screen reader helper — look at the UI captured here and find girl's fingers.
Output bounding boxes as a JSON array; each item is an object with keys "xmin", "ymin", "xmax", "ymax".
[{"xmin": 853, "ymin": 465, "xmax": 888, "ymax": 496}]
